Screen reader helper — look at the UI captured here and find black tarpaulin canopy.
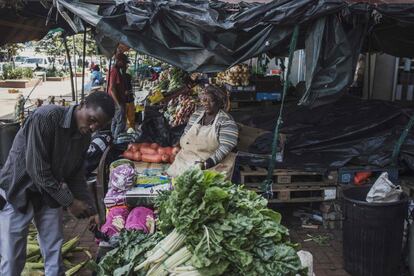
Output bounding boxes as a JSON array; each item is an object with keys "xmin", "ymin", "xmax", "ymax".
[
  {"xmin": 53, "ymin": 0, "xmax": 414, "ymax": 105},
  {"xmin": 3, "ymin": 0, "xmax": 414, "ymax": 105}
]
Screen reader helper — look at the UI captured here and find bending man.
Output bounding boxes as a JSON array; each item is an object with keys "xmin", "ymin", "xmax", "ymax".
[{"xmin": 0, "ymin": 92, "xmax": 115, "ymax": 276}]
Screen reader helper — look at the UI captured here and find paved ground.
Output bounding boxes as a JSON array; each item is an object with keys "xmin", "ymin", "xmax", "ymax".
[
  {"xmin": 0, "ymin": 77, "xmax": 84, "ymax": 119},
  {"xmin": 286, "ymin": 212, "xmax": 350, "ymax": 276}
]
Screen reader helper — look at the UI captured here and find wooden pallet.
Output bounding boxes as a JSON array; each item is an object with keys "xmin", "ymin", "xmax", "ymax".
[
  {"xmin": 247, "ymin": 184, "xmax": 337, "ymax": 203},
  {"xmin": 240, "ymin": 165, "xmax": 337, "ymax": 187}
]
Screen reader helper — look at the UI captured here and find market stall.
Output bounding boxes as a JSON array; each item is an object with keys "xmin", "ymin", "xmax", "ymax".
[{"xmin": 4, "ymin": 0, "xmax": 414, "ymax": 275}]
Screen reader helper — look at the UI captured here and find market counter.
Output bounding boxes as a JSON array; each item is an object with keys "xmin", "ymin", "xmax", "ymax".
[{"xmin": 125, "ymin": 161, "xmax": 172, "ymax": 207}]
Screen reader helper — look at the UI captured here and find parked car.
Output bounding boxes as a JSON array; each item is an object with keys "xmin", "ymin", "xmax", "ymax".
[
  {"xmin": 20, "ymin": 56, "xmax": 61, "ymax": 71},
  {"xmin": 14, "ymin": 56, "xmax": 28, "ymax": 66}
]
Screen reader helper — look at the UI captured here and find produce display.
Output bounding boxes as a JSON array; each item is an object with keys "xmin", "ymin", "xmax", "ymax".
[
  {"xmin": 216, "ymin": 64, "xmax": 250, "ymax": 86},
  {"xmin": 154, "ymin": 68, "xmax": 187, "ymax": 95},
  {"xmin": 23, "ymin": 224, "xmax": 91, "ymax": 276},
  {"xmin": 164, "ymin": 94, "xmax": 198, "ymax": 127},
  {"xmin": 123, "ymin": 142, "xmax": 180, "ymax": 164},
  {"xmin": 98, "ymin": 168, "xmax": 305, "ymax": 276},
  {"xmin": 137, "ymin": 67, "xmax": 188, "ymax": 105}
]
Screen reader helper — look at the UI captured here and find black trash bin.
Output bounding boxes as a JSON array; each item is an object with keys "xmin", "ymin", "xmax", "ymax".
[
  {"xmin": 343, "ymin": 185, "xmax": 408, "ymax": 276},
  {"xmin": 0, "ymin": 120, "xmax": 19, "ymax": 168}
]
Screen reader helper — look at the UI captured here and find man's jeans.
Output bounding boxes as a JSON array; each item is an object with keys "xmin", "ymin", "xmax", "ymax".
[
  {"xmin": 0, "ymin": 189, "xmax": 64, "ymax": 276},
  {"xmin": 111, "ymin": 104, "xmax": 126, "ymax": 138}
]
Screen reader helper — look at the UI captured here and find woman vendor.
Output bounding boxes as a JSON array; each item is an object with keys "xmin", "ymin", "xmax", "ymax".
[{"xmin": 167, "ymin": 85, "xmax": 239, "ymax": 178}]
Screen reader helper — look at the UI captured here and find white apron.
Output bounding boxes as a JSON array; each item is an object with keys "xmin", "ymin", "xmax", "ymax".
[{"xmin": 167, "ymin": 111, "xmax": 236, "ymax": 179}]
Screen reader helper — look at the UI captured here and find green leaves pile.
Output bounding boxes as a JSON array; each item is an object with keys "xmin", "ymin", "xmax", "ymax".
[
  {"xmin": 155, "ymin": 168, "xmax": 306, "ymax": 276},
  {"xmin": 98, "ymin": 231, "xmax": 163, "ymax": 276}
]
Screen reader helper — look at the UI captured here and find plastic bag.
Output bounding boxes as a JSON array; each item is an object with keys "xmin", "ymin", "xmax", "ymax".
[
  {"xmin": 366, "ymin": 172, "xmax": 403, "ymax": 203},
  {"xmin": 125, "ymin": 207, "xmax": 155, "ymax": 233},
  {"xmin": 109, "ymin": 163, "xmax": 136, "ymax": 191},
  {"xmin": 104, "ymin": 188, "xmax": 127, "ymax": 208},
  {"xmin": 101, "ymin": 206, "xmax": 130, "ymax": 237}
]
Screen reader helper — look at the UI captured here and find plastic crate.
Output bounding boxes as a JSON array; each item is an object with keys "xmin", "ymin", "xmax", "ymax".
[
  {"xmin": 230, "ymin": 91, "xmax": 256, "ymax": 102},
  {"xmin": 224, "ymin": 83, "xmax": 256, "ymax": 92},
  {"xmin": 256, "ymin": 92, "xmax": 282, "ymax": 101},
  {"xmin": 252, "ymin": 76, "xmax": 282, "ymax": 92}
]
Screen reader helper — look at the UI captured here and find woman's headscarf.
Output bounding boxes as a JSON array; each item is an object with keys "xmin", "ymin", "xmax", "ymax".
[{"xmin": 203, "ymin": 85, "xmax": 229, "ymax": 110}]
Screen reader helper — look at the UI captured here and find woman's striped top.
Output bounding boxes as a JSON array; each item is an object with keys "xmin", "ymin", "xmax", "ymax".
[{"xmin": 184, "ymin": 108, "xmax": 239, "ymax": 166}]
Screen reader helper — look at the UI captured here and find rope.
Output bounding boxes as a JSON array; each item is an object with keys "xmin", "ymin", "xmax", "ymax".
[{"xmin": 261, "ymin": 25, "xmax": 300, "ymax": 199}]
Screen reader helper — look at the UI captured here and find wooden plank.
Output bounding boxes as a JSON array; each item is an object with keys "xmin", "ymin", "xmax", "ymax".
[
  {"xmin": 246, "ymin": 184, "xmax": 336, "ymax": 203},
  {"xmin": 244, "ymin": 182, "xmax": 334, "ymax": 189},
  {"xmin": 269, "ymin": 197, "xmax": 326, "ymax": 203},
  {"xmin": 240, "ymin": 165, "xmax": 337, "ymax": 186}
]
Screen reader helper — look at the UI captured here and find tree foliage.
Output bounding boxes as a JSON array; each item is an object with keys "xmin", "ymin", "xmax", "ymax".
[
  {"xmin": 0, "ymin": 43, "xmax": 24, "ymax": 61},
  {"xmin": 34, "ymin": 30, "xmax": 98, "ymax": 60}
]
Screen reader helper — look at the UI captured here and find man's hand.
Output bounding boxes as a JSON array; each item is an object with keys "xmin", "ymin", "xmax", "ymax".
[
  {"xmin": 88, "ymin": 214, "xmax": 100, "ymax": 232},
  {"xmin": 68, "ymin": 199, "xmax": 93, "ymax": 219}
]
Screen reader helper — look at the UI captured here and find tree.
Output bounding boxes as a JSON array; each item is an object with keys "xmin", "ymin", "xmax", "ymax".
[
  {"xmin": 0, "ymin": 0, "xmax": 25, "ymax": 9},
  {"xmin": 66, "ymin": 32, "xmax": 98, "ymax": 68},
  {"xmin": 34, "ymin": 30, "xmax": 65, "ymax": 69},
  {"xmin": 34, "ymin": 30, "xmax": 99, "ymax": 69},
  {"xmin": 0, "ymin": 43, "xmax": 24, "ymax": 63}
]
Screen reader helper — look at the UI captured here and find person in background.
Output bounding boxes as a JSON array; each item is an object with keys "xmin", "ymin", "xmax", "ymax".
[
  {"xmin": 150, "ymin": 68, "xmax": 159, "ymax": 81},
  {"xmin": 167, "ymin": 85, "xmax": 238, "ymax": 179},
  {"xmin": 91, "ymin": 65, "xmax": 104, "ymax": 86},
  {"xmin": 84, "ymin": 129, "xmax": 112, "ymax": 178},
  {"xmin": 108, "ymin": 53, "xmax": 129, "ymax": 138},
  {"xmin": 0, "ymin": 92, "xmax": 115, "ymax": 276},
  {"xmin": 125, "ymin": 72, "xmax": 136, "ymax": 129}
]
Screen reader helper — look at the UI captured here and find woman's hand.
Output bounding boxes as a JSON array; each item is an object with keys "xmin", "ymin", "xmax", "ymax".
[{"xmin": 195, "ymin": 161, "xmax": 205, "ymax": 170}]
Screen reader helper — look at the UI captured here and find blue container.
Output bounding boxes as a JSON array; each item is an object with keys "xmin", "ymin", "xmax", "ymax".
[{"xmin": 255, "ymin": 92, "xmax": 281, "ymax": 101}]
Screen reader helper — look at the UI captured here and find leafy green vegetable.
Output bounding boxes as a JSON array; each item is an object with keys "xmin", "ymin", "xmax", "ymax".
[
  {"xmin": 97, "ymin": 231, "xmax": 163, "ymax": 276},
  {"xmin": 155, "ymin": 168, "xmax": 306, "ymax": 276}
]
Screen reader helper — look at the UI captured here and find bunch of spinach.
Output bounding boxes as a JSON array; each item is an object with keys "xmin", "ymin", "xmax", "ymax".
[
  {"xmin": 97, "ymin": 230, "xmax": 163, "ymax": 276},
  {"xmin": 155, "ymin": 168, "xmax": 306, "ymax": 276}
]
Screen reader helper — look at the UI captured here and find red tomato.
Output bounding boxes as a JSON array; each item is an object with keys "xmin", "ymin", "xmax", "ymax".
[
  {"xmin": 172, "ymin": 146, "xmax": 180, "ymax": 156},
  {"xmin": 161, "ymin": 154, "xmax": 170, "ymax": 163},
  {"xmin": 129, "ymin": 143, "xmax": 141, "ymax": 152},
  {"xmin": 140, "ymin": 147, "xmax": 158, "ymax": 155},
  {"xmin": 123, "ymin": 151, "xmax": 134, "ymax": 160},
  {"xmin": 133, "ymin": 151, "xmax": 142, "ymax": 161},
  {"xmin": 141, "ymin": 154, "xmax": 163, "ymax": 163},
  {"xmin": 158, "ymin": 147, "xmax": 167, "ymax": 155}
]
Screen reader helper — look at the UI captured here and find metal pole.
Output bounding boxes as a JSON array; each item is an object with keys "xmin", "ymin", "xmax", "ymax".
[
  {"xmin": 63, "ymin": 36, "xmax": 75, "ymax": 101},
  {"xmin": 134, "ymin": 51, "xmax": 138, "ymax": 75},
  {"xmin": 106, "ymin": 57, "xmax": 113, "ymax": 93},
  {"xmin": 81, "ymin": 29, "xmax": 87, "ymax": 100},
  {"xmin": 73, "ymin": 36, "xmax": 78, "ymax": 104},
  {"xmin": 367, "ymin": 35, "xmax": 372, "ymax": 100}
]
